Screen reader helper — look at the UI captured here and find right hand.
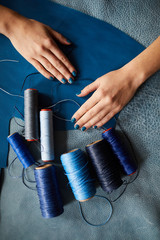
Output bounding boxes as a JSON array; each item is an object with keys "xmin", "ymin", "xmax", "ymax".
[{"xmin": 8, "ymin": 17, "xmax": 76, "ymax": 83}]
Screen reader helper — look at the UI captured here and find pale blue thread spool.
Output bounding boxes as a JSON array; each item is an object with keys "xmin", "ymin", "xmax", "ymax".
[{"xmin": 40, "ymin": 109, "xmax": 54, "ymax": 162}]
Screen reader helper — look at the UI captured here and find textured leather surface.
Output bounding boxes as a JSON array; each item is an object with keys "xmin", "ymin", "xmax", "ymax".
[{"xmin": 0, "ymin": 0, "xmax": 160, "ymax": 240}]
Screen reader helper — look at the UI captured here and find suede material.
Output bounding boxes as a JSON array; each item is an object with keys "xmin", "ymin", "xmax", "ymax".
[{"xmin": 0, "ymin": 0, "xmax": 160, "ymax": 240}]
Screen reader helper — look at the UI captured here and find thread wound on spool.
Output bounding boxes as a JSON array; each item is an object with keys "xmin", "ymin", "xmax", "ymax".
[
  {"xmin": 86, "ymin": 139, "xmax": 123, "ymax": 193},
  {"xmin": 34, "ymin": 164, "xmax": 64, "ymax": 218},
  {"xmin": 24, "ymin": 88, "xmax": 39, "ymax": 141},
  {"xmin": 7, "ymin": 132, "xmax": 35, "ymax": 168},
  {"xmin": 61, "ymin": 149, "xmax": 96, "ymax": 202},
  {"xmin": 103, "ymin": 128, "xmax": 112, "ymax": 133},
  {"xmin": 41, "ymin": 109, "xmax": 52, "ymax": 111},
  {"xmin": 40, "ymin": 109, "xmax": 54, "ymax": 161},
  {"xmin": 26, "ymin": 88, "xmax": 37, "ymax": 91},
  {"xmin": 102, "ymin": 128, "xmax": 137, "ymax": 175}
]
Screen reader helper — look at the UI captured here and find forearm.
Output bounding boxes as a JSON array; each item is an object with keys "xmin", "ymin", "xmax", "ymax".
[
  {"xmin": 123, "ymin": 36, "xmax": 160, "ymax": 88},
  {"xmin": 0, "ymin": 5, "xmax": 25, "ymax": 38}
]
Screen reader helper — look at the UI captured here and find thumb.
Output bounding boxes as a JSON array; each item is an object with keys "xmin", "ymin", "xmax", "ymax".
[
  {"xmin": 76, "ymin": 80, "xmax": 98, "ymax": 97},
  {"xmin": 50, "ymin": 29, "xmax": 71, "ymax": 45}
]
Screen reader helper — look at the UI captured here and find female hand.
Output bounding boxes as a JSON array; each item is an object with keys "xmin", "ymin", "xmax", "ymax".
[
  {"xmin": 4, "ymin": 14, "xmax": 76, "ymax": 83},
  {"xmin": 71, "ymin": 66, "xmax": 143, "ymax": 130}
]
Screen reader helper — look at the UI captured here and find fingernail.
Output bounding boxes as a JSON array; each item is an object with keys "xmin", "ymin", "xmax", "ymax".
[
  {"xmin": 72, "ymin": 71, "xmax": 77, "ymax": 77},
  {"xmin": 76, "ymin": 92, "xmax": 81, "ymax": 95},
  {"xmin": 81, "ymin": 126, "xmax": 86, "ymax": 131},
  {"xmin": 74, "ymin": 124, "xmax": 79, "ymax": 130},
  {"xmin": 94, "ymin": 125, "xmax": 97, "ymax": 129},
  {"xmin": 49, "ymin": 76, "xmax": 54, "ymax": 81},
  {"xmin": 67, "ymin": 39, "xmax": 72, "ymax": 44},
  {"xmin": 71, "ymin": 117, "xmax": 76, "ymax": 123},
  {"xmin": 69, "ymin": 78, "xmax": 73, "ymax": 84},
  {"xmin": 62, "ymin": 78, "xmax": 67, "ymax": 84}
]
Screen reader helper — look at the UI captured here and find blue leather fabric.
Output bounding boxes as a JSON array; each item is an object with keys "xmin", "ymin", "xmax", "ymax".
[{"xmin": 0, "ymin": 0, "xmax": 144, "ymax": 167}]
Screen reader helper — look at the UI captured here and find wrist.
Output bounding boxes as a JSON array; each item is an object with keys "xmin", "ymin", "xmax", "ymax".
[
  {"xmin": 0, "ymin": 6, "xmax": 26, "ymax": 38},
  {"xmin": 121, "ymin": 60, "xmax": 147, "ymax": 90}
]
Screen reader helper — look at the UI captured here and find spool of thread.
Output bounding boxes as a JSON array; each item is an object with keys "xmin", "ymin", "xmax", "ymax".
[
  {"xmin": 102, "ymin": 128, "xmax": 137, "ymax": 175},
  {"xmin": 60, "ymin": 149, "xmax": 96, "ymax": 202},
  {"xmin": 7, "ymin": 132, "xmax": 35, "ymax": 168},
  {"xmin": 34, "ymin": 164, "xmax": 64, "ymax": 218},
  {"xmin": 24, "ymin": 88, "xmax": 39, "ymax": 141},
  {"xmin": 86, "ymin": 139, "xmax": 123, "ymax": 193},
  {"xmin": 40, "ymin": 109, "xmax": 54, "ymax": 162}
]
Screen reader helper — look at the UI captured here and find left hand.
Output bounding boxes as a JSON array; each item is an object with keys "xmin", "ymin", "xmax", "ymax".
[{"xmin": 71, "ymin": 66, "xmax": 141, "ymax": 130}]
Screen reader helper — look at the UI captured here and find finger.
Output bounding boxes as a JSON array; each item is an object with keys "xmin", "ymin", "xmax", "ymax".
[
  {"xmin": 93, "ymin": 106, "xmax": 121, "ymax": 129},
  {"xmin": 44, "ymin": 49, "xmax": 74, "ymax": 83},
  {"xmin": 50, "ymin": 41, "xmax": 76, "ymax": 76},
  {"xmin": 71, "ymin": 91, "xmax": 100, "ymax": 122},
  {"xmin": 50, "ymin": 29, "xmax": 71, "ymax": 45},
  {"xmin": 76, "ymin": 80, "xmax": 99, "ymax": 97},
  {"xmin": 38, "ymin": 56, "xmax": 68, "ymax": 84},
  {"xmin": 30, "ymin": 58, "xmax": 55, "ymax": 80},
  {"xmin": 74, "ymin": 101, "xmax": 106, "ymax": 130}
]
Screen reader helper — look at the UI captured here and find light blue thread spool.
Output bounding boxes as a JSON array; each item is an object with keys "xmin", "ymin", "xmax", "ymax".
[{"xmin": 60, "ymin": 148, "xmax": 96, "ymax": 202}]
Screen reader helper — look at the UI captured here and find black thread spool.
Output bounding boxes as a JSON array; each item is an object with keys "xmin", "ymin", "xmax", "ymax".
[
  {"xmin": 86, "ymin": 139, "xmax": 123, "ymax": 193},
  {"xmin": 24, "ymin": 88, "xmax": 39, "ymax": 141}
]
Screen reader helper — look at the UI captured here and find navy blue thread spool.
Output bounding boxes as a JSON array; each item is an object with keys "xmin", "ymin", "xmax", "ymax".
[
  {"xmin": 34, "ymin": 164, "xmax": 64, "ymax": 218},
  {"xmin": 60, "ymin": 148, "xmax": 96, "ymax": 202},
  {"xmin": 7, "ymin": 132, "xmax": 35, "ymax": 168},
  {"xmin": 86, "ymin": 139, "xmax": 123, "ymax": 193},
  {"xmin": 102, "ymin": 128, "xmax": 137, "ymax": 176}
]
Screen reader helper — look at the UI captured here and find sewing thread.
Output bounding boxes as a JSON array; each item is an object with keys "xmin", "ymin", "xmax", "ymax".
[
  {"xmin": 7, "ymin": 132, "xmax": 35, "ymax": 168},
  {"xmin": 86, "ymin": 139, "xmax": 123, "ymax": 193},
  {"xmin": 34, "ymin": 164, "xmax": 64, "ymax": 218},
  {"xmin": 24, "ymin": 88, "xmax": 39, "ymax": 141},
  {"xmin": 40, "ymin": 109, "xmax": 54, "ymax": 162},
  {"xmin": 102, "ymin": 128, "xmax": 137, "ymax": 175},
  {"xmin": 60, "ymin": 148, "xmax": 96, "ymax": 202}
]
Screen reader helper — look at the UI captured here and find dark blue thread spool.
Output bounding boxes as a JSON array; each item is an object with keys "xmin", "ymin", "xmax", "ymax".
[
  {"xmin": 34, "ymin": 164, "xmax": 64, "ymax": 218},
  {"xmin": 7, "ymin": 132, "xmax": 35, "ymax": 168},
  {"xmin": 102, "ymin": 128, "xmax": 137, "ymax": 175},
  {"xmin": 86, "ymin": 139, "xmax": 123, "ymax": 193}
]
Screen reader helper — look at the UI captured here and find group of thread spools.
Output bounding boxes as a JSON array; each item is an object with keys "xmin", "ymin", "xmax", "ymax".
[{"xmin": 7, "ymin": 88, "xmax": 137, "ymax": 225}]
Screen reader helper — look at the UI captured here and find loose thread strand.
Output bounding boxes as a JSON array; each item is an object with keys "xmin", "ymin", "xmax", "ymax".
[
  {"xmin": 22, "ymin": 168, "xmax": 37, "ymax": 191},
  {"xmin": 0, "ymin": 88, "xmax": 24, "ymax": 98},
  {"xmin": 110, "ymin": 180, "xmax": 128, "ymax": 202},
  {"xmin": 78, "ymin": 195, "xmax": 113, "ymax": 227},
  {"xmin": 0, "ymin": 59, "xmax": 19, "ymax": 63},
  {"xmin": 8, "ymin": 157, "xmax": 22, "ymax": 179}
]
